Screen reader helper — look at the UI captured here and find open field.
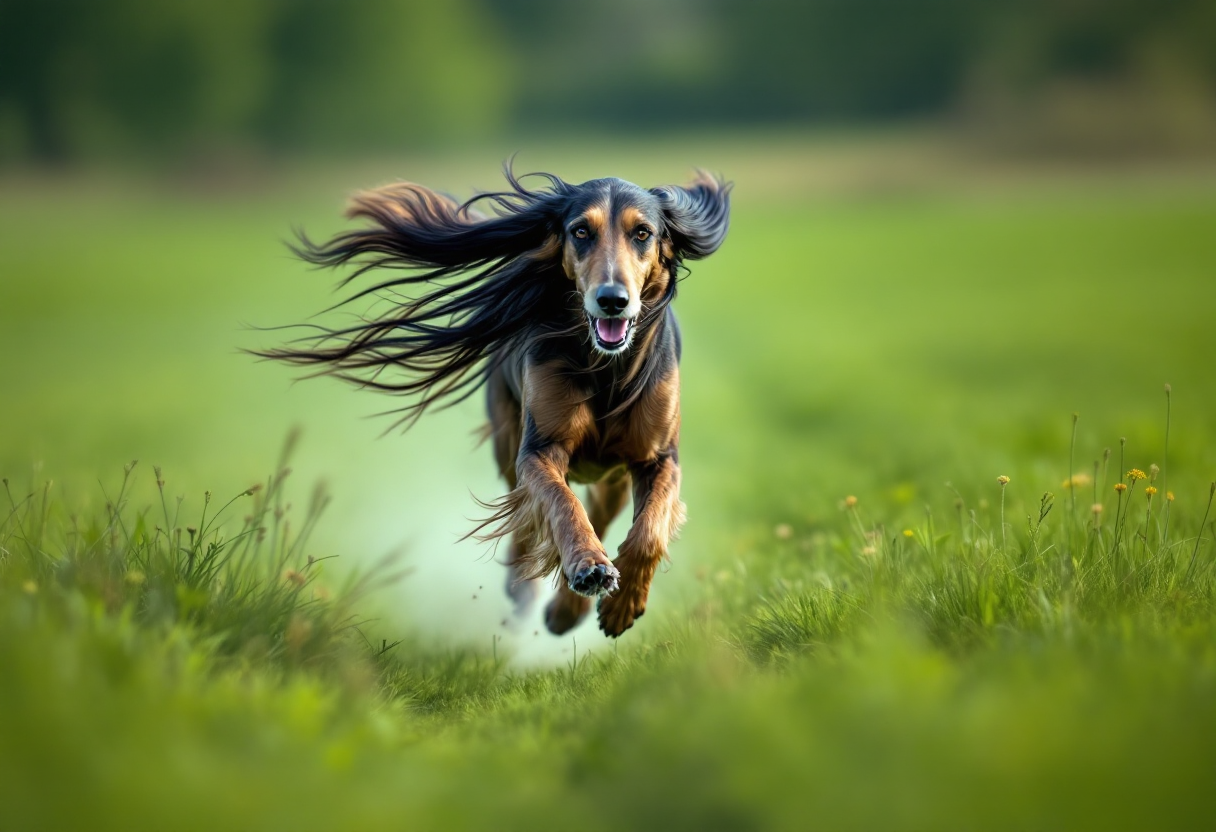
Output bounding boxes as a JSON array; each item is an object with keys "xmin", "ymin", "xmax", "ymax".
[{"xmin": 3, "ymin": 135, "xmax": 1216, "ymax": 829}]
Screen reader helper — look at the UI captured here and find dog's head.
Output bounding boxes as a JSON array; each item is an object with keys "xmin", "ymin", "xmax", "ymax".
[
  {"xmin": 558, "ymin": 173, "xmax": 731, "ymax": 355},
  {"xmin": 287, "ymin": 168, "xmax": 732, "ymax": 402}
]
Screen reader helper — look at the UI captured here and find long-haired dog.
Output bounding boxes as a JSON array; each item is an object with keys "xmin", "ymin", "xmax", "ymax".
[{"xmin": 262, "ymin": 167, "xmax": 730, "ymax": 636}]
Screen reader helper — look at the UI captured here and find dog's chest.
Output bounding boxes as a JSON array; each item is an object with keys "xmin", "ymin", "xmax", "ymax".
[
  {"xmin": 566, "ymin": 394, "xmax": 675, "ymax": 483},
  {"xmin": 566, "ymin": 429, "xmax": 630, "ymax": 484}
]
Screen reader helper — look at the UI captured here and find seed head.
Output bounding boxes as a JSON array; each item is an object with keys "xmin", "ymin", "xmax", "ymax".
[
  {"xmin": 774, "ymin": 523, "xmax": 792, "ymax": 540},
  {"xmin": 997, "ymin": 475, "xmax": 1010, "ymax": 486},
  {"xmin": 284, "ymin": 569, "xmax": 307, "ymax": 587},
  {"xmin": 861, "ymin": 545, "xmax": 877, "ymax": 557},
  {"xmin": 204, "ymin": 490, "xmax": 212, "ymax": 505},
  {"xmin": 243, "ymin": 484, "xmax": 263, "ymax": 496},
  {"xmin": 1149, "ymin": 464, "xmax": 1160, "ymax": 482},
  {"xmin": 1091, "ymin": 503, "xmax": 1103, "ymax": 514}
]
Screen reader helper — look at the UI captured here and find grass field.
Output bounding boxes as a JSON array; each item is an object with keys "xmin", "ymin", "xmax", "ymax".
[{"xmin": 3, "ymin": 135, "xmax": 1216, "ymax": 829}]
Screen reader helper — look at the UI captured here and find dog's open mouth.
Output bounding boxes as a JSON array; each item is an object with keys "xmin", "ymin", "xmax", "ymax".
[{"xmin": 592, "ymin": 316, "xmax": 634, "ymax": 352}]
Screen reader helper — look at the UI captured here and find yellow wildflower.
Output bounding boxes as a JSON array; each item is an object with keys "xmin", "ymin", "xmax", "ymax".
[
  {"xmin": 903, "ymin": 529, "xmax": 915, "ymax": 538},
  {"xmin": 1091, "ymin": 503, "xmax": 1103, "ymax": 514},
  {"xmin": 1167, "ymin": 491, "xmax": 1175, "ymax": 502},
  {"xmin": 844, "ymin": 495, "xmax": 858, "ymax": 509},
  {"xmin": 22, "ymin": 580, "xmax": 37, "ymax": 595},
  {"xmin": 997, "ymin": 475, "xmax": 1010, "ymax": 485},
  {"xmin": 1145, "ymin": 486, "xmax": 1158, "ymax": 498},
  {"xmin": 1127, "ymin": 469, "xmax": 1147, "ymax": 481},
  {"xmin": 1062, "ymin": 473, "xmax": 1092, "ymax": 489},
  {"xmin": 1114, "ymin": 483, "xmax": 1127, "ymax": 493}
]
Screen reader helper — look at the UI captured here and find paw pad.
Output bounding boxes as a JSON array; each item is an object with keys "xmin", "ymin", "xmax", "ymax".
[{"xmin": 569, "ymin": 561, "xmax": 620, "ymax": 597}]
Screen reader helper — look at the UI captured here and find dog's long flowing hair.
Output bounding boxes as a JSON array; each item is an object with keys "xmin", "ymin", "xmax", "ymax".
[{"xmin": 258, "ymin": 167, "xmax": 730, "ymax": 427}]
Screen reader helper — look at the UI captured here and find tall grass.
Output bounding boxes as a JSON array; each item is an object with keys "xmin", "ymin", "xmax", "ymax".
[
  {"xmin": 0, "ymin": 436, "xmax": 408, "ymax": 673},
  {"xmin": 739, "ymin": 406, "xmax": 1216, "ymax": 663}
]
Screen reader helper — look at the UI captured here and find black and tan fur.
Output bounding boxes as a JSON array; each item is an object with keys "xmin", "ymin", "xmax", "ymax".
[{"xmin": 262, "ymin": 168, "xmax": 730, "ymax": 636}]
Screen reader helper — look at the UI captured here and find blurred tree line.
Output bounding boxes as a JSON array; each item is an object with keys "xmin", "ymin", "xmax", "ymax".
[{"xmin": 1, "ymin": 0, "xmax": 1214, "ymax": 164}]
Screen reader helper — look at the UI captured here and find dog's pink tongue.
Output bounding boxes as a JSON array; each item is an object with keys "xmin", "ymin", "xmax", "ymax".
[{"xmin": 596, "ymin": 318, "xmax": 628, "ymax": 343}]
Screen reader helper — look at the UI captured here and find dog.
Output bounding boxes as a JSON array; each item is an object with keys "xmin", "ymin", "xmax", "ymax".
[{"xmin": 264, "ymin": 167, "xmax": 730, "ymax": 636}]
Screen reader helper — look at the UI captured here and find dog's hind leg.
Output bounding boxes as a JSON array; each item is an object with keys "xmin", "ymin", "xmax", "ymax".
[
  {"xmin": 544, "ymin": 470, "xmax": 630, "ymax": 634},
  {"xmin": 504, "ymin": 539, "xmax": 540, "ymax": 615},
  {"xmin": 486, "ymin": 363, "xmax": 540, "ymax": 615}
]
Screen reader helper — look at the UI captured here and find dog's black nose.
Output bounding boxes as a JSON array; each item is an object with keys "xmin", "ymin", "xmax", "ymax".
[{"xmin": 595, "ymin": 284, "xmax": 630, "ymax": 316}]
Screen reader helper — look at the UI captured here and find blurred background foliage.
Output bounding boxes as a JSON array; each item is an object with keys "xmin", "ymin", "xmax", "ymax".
[{"xmin": 3, "ymin": 0, "xmax": 1216, "ymax": 165}]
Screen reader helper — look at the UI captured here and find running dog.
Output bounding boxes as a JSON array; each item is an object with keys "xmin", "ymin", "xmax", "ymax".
[{"xmin": 263, "ymin": 167, "xmax": 730, "ymax": 636}]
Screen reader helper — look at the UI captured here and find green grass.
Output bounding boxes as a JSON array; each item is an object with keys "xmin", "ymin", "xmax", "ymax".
[{"xmin": 3, "ymin": 138, "xmax": 1216, "ymax": 829}]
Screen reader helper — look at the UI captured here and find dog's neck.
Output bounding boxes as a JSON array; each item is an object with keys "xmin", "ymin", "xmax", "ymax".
[{"xmin": 571, "ymin": 303, "xmax": 674, "ymax": 418}]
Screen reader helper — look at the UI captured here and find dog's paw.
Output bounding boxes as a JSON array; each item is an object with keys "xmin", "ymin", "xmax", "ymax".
[
  {"xmin": 596, "ymin": 590, "xmax": 645, "ymax": 638},
  {"xmin": 567, "ymin": 553, "xmax": 620, "ymax": 597},
  {"xmin": 544, "ymin": 590, "xmax": 592, "ymax": 635}
]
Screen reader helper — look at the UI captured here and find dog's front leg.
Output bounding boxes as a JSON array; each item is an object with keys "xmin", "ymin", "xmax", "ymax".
[
  {"xmin": 516, "ymin": 444, "xmax": 621, "ymax": 596},
  {"xmin": 597, "ymin": 449, "xmax": 686, "ymax": 637}
]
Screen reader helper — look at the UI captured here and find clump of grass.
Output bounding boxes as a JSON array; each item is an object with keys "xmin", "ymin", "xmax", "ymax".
[
  {"xmin": 746, "ymin": 394, "xmax": 1216, "ymax": 655},
  {"xmin": 740, "ymin": 583, "xmax": 858, "ymax": 663},
  {"xmin": 0, "ymin": 446, "xmax": 401, "ymax": 671}
]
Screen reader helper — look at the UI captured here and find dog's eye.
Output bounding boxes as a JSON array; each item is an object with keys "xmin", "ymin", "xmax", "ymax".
[
  {"xmin": 635, "ymin": 228, "xmax": 651, "ymax": 242},
  {"xmin": 572, "ymin": 226, "xmax": 589, "ymax": 240}
]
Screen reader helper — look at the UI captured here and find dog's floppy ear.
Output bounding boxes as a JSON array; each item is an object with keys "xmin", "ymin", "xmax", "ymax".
[
  {"xmin": 295, "ymin": 178, "xmax": 561, "ymax": 276},
  {"xmin": 651, "ymin": 170, "xmax": 732, "ymax": 261}
]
